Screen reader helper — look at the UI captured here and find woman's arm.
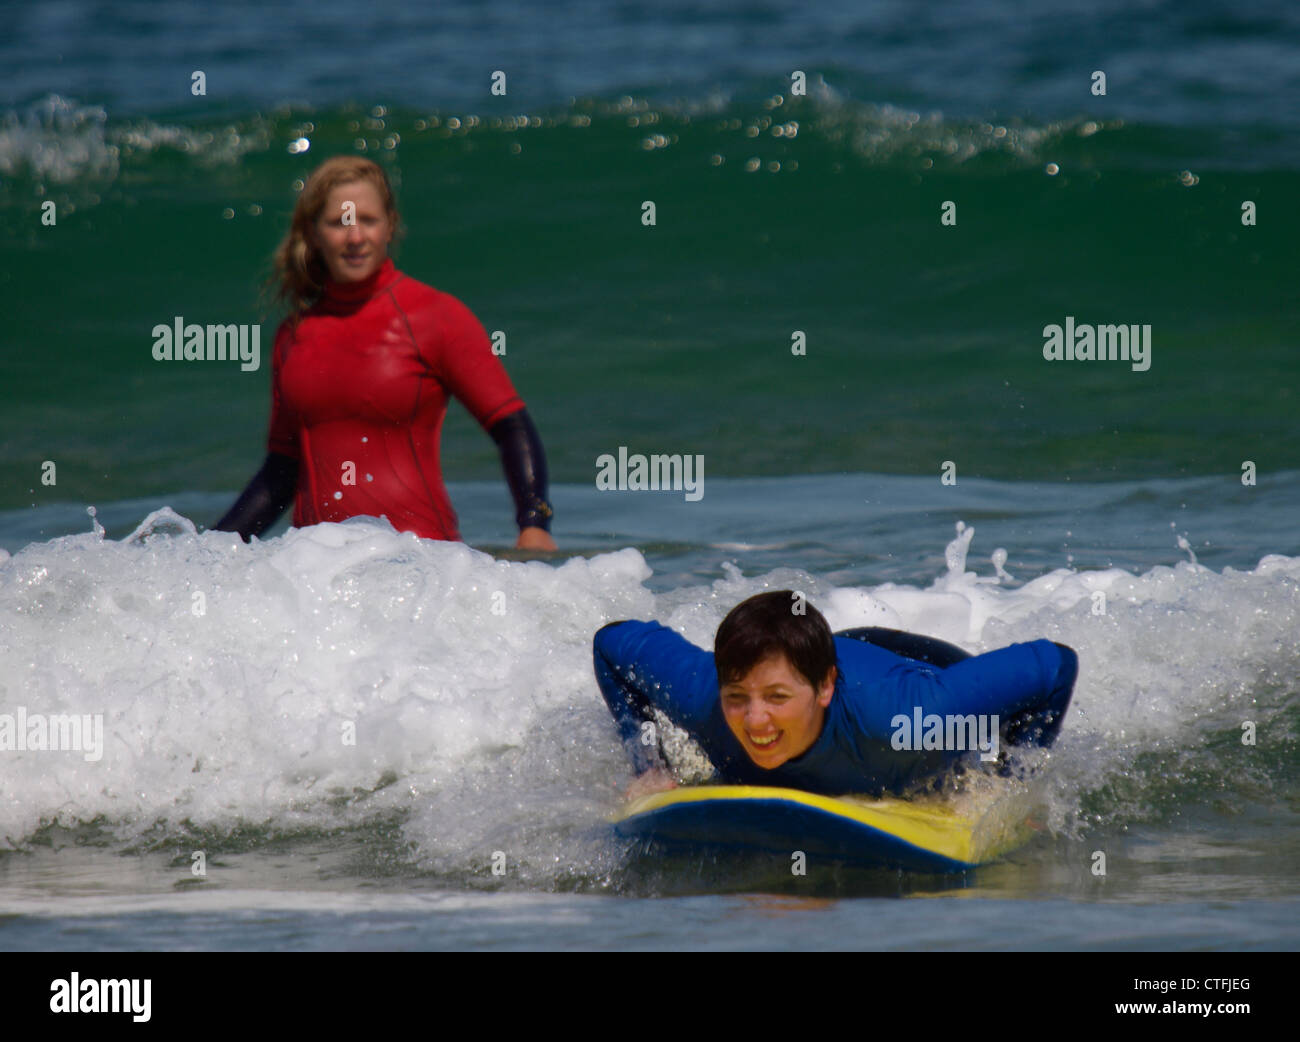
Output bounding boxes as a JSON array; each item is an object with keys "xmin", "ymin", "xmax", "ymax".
[
  {"xmin": 421, "ymin": 291, "xmax": 556, "ymax": 549},
  {"xmin": 211, "ymin": 451, "xmax": 298, "ymax": 541},
  {"xmin": 488, "ymin": 408, "xmax": 557, "ymax": 550},
  {"xmin": 592, "ymin": 620, "xmax": 719, "ymax": 774}
]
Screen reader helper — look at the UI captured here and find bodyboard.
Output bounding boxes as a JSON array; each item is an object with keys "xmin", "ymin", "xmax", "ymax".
[{"xmin": 612, "ymin": 783, "xmax": 1037, "ymax": 872}]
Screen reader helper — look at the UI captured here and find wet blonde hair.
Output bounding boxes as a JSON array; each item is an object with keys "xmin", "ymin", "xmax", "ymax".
[{"xmin": 267, "ymin": 156, "xmax": 404, "ymax": 317}]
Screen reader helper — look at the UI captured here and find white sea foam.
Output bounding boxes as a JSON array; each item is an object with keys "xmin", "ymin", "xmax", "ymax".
[{"xmin": 1, "ymin": 510, "xmax": 1296, "ymax": 879}]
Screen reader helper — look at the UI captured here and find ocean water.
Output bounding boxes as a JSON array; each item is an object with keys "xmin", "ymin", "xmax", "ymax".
[{"xmin": 1, "ymin": 0, "xmax": 1297, "ymax": 951}]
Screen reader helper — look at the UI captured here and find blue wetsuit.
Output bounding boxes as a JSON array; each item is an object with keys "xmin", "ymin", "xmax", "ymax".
[{"xmin": 593, "ymin": 621, "xmax": 1078, "ymax": 796}]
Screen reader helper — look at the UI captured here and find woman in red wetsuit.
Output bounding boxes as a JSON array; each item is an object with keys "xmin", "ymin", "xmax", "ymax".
[{"xmin": 214, "ymin": 156, "xmax": 556, "ymax": 550}]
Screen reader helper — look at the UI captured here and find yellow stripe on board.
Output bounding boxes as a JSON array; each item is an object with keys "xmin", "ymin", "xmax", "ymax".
[{"xmin": 616, "ymin": 785, "xmax": 1035, "ymax": 865}]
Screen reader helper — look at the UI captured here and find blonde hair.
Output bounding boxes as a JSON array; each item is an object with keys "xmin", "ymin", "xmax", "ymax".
[{"xmin": 266, "ymin": 156, "xmax": 404, "ymax": 317}]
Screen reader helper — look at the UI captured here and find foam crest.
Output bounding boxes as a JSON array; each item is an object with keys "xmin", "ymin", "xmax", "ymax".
[
  {"xmin": 0, "ymin": 511, "xmax": 653, "ymax": 846},
  {"xmin": 2, "ymin": 513, "xmax": 1295, "ymax": 880}
]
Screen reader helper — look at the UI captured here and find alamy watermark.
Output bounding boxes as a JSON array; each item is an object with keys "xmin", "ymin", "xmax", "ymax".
[
  {"xmin": 0, "ymin": 706, "xmax": 103, "ymax": 762},
  {"xmin": 595, "ymin": 446, "xmax": 704, "ymax": 501},
  {"xmin": 50, "ymin": 973, "xmax": 150, "ymax": 1022},
  {"xmin": 152, "ymin": 317, "xmax": 261, "ymax": 371},
  {"xmin": 1043, "ymin": 316, "xmax": 1151, "ymax": 371},
  {"xmin": 890, "ymin": 708, "xmax": 999, "ymax": 762}
]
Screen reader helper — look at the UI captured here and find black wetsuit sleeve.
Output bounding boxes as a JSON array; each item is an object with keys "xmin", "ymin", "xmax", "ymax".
[
  {"xmin": 489, "ymin": 408, "xmax": 554, "ymax": 531},
  {"xmin": 836, "ymin": 627, "xmax": 972, "ymax": 667},
  {"xmin": 211, "ymin": 452, "xmax": 299, "ymax": 542}
]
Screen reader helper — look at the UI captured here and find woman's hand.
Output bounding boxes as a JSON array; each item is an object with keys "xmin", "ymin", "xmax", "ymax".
[
  {"xmin": 625, "ymin": 767, "xmax": 678, "ymax": 802},
  {"xmin": 515, "ymin": 526, "xmax": 557, "ymax": 551}
]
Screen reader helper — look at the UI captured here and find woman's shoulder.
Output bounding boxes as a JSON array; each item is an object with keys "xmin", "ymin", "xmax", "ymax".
[
  {"xmin": 388, "ymin": 270, "xmax": 485, "ymax": 330},
  {"xmin": 390, "ymin": 268, "xmax": 471, "ymax": 309}
]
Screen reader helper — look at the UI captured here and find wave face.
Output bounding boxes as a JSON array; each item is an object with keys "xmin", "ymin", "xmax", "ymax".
[{"xmin": 2, "ymin": 511, "xmax": 1295, "ymax": 897}]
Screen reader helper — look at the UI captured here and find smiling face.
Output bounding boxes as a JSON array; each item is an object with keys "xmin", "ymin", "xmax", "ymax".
[
  {"xmin": 310, "ymin": 179, "xmax": 394, "ymax": 283},
  {"xmin": 720, "ymin": 653, "xmax": 836, "ymax": 769}
]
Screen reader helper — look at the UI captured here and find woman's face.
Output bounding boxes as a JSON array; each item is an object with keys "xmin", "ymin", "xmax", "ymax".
[
  {"xmin": 719, "ymin": 653, "xmax": 836, "ymax": 769},
  {"xmin": 311, "ymin": 179, "xmax": 394, "ymax": 283}
]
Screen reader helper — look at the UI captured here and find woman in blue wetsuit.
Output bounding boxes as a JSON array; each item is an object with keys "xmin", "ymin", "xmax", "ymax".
[{"xmin": 593, "ymin": 590, "xmax": 1078, "ymax": 798}]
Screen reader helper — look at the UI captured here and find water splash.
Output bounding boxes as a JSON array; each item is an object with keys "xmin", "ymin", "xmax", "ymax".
[{"xmin": 0, "ymin": 513, "xmax": 1295, "ymax": 890}]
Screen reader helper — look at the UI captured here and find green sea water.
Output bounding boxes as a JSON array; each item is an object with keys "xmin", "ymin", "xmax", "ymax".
[{"xmin": 3, "ymin": 99, "xmax": 1296, "ymax": 524}]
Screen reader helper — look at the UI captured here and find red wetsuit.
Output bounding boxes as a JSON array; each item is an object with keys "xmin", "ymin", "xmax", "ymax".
[{"xmin": 266, "ymin": 259, "xmax": 524, "ymax": 541}]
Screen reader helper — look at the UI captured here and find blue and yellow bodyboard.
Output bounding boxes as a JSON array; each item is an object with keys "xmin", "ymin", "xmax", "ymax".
[{"xmin": 612, "ymin": 784, "xmax": 1036, "ymax": 872}]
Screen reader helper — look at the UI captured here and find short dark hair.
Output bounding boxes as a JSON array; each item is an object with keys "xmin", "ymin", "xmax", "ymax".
[{"xmin": 714, "ymin": 591, "xmax": 836, "ymax": 689}]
